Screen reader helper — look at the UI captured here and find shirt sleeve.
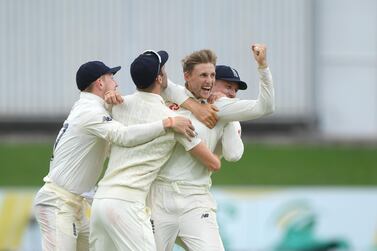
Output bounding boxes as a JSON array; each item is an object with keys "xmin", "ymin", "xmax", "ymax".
[
  {"xmin": 175, "ymin": 133, "xmax": 201, "ymax": 151},
  {"xmin": 84, "ymin": 111, "xmax": 167, "ymax": 147},
  {"xmin": 216, "ymin": 67, "xmax": 275, "ymax": 123},
  {"xmin": 161, "ymin": 79, "xmax": 190, "ymax": 105},
  {"xmin": 221, "ymin": 121, "xmax": 244, "ymax": 162}
]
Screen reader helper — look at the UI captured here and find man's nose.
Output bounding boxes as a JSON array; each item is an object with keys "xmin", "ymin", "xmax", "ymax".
[
  {"xmin": 205, "ymin": 75, "xmax": 212, "ymax": 83},
  {"xmin": 228, "ymin": 89, "xmax": 236, "ymax": 98}
]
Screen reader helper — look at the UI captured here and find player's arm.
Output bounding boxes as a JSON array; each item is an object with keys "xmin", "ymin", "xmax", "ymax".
[
  {"xmin": 85, "ymin": 111, "xmax": 195, "ymax": 147},
  {"xmin": 189, "ymin": 142, "xmax": 221, "ymax": 171},
  {"xmin": 216, "ymin": 45, "xmax": 275, "ymax": 123},
  {"xmin": 162, "ymin": 79, "xmax": 219, "ymax": 129},
  {"xmin": 221, "ymin": 121, "xmax": 244, "ymax": 162},
  {"xmin": 176, "ymin": 135, "xmax": 221, "ymax": 172}
]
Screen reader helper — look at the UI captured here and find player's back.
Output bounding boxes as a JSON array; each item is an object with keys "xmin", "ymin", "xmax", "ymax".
[
  {"xmin": 47, "ymin": 92, "xmax": 110, "ymax": 194},
  {"xmin": 96, "ymin": 91, "xmax": 178, "ymax": 203}
]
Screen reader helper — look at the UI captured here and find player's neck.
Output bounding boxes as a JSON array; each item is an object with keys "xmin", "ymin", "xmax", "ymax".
[{"xmin": 138, "ymin": 83, "xmax": 161, "ymax": 95}]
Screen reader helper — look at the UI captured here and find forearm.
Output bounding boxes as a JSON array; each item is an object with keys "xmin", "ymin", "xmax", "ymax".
[
  {"xmin": 257, "ymin": 67, "xmax": 275, "ymax": 115},
  {"xmin": 181, "ymin": 98, "xmax": 197, "ymax": 111},
  {"xmin": 189, "ymin": 142, "xmax": 221, "ymax": 171},
  {"xmin": 91, "ymin": 120, "xmax": 166, "ymax": 147}
]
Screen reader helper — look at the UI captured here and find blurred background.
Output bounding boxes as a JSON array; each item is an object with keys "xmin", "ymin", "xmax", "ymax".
[{"xmin": 0, "ymin": 0, "xmax": 376, "ymax": 250}]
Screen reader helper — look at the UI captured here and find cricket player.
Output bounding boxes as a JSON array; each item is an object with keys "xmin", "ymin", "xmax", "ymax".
[
  {"xmin": 172, "ymin": 64, "xmax": 247, "ymax": 250},
  {"xmin": 211, "ymin": 64, "xmax": 249, "ymax": 161},
  {"xmin": 149, "ymin": 44, "xmax": 274, "ymax": 251},
  {"xmin": 89, "ymin": 50, "xmax": 220, "ymax": 251},
  {"xmin": 33, "ymin": 61, "xmax": 197, "ymax": 251}
]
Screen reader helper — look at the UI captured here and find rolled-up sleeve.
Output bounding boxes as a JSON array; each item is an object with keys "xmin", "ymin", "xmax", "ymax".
[{"xmin": 175, "ymin": 134, "xmax": 201, "ymax": 151}]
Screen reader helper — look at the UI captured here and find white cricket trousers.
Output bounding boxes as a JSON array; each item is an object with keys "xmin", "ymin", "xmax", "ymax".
[
  {"xmin": 89, "ymin": 198, "xmax": 156, "ymax": 251},
  {"xmin": 34, "ymin": 182, "xmax": 91, "ymax": 251},
  {"xmin": 148, "ymin": 180, "xmax": 224, "ymax": 251}
]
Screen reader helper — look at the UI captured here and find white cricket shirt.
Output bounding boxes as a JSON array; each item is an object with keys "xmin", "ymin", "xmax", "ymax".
[
  {"xmin": 95, "ymin": 91, "xmax": 201, "ymax": 203},
  {"xmin": 157, "ymin": 67, "xmax": 274, "ymax": 187},
  {"xmin": 45, "ymin": 92, "xmax": 167, "ymax": 195}
]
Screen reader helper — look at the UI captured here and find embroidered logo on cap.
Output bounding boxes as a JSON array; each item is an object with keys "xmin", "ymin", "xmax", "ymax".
[{"xmin": 231, "ymin": 67, "xmax": 239, "ymax": 78}]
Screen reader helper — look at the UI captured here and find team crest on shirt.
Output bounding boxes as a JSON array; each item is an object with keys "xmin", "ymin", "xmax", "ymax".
[
  {"xmin": 102, "ymin": 115, "xmax": 113, "ymax": 122},
  {"xmin": 168, "ymin": 103, "xmax": 180, "ymax": 111}
]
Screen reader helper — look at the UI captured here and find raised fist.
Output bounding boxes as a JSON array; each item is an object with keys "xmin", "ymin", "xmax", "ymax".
[{"xmin": 251, "ymin": 44, "xmax": 268, "ymax": 68}]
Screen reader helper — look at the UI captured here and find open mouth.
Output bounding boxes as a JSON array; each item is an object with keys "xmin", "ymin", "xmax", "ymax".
[{"xmin": 201, "ymin": 86, "xmax": 211, "ymax": 93}]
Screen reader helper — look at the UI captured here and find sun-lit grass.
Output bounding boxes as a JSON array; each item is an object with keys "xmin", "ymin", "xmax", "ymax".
[
  {"xmin": 1, "ymin": 143, "xmax": 376, "ymax": 187},
  {"xmin": 212, "ymin": 144, "xmax": 377, "ymax": 186}
]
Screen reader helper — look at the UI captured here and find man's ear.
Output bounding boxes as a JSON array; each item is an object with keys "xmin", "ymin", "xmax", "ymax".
[
  {"xmin": 95, "ymin": 78, "xmax": 104, "ymax": 90},
  {"xmin": 156, "ymin": 74, "xmax": 163, "ymax": 84},
  {"xmin": 184, "ymin": 71, "xmax": 190, "ymax": 82}
]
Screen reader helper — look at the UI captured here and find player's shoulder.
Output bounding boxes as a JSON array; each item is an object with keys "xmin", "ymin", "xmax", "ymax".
[
  {"xmin": 67, "ymin": 102, "xmax": 109, "ymax": 126},
  {"xmin": 72, "ymin": 97, "xmax": 107, "ymax": 115},
  {"xmin": 123, "ymin": 93, "xmax": 137, "ymax": 101},
  {"xmin": 110, "ymin": 96, "xmax": 134, "ymax": 122},
  {"xmin": 112, "ymin": 95, "xmax": 131, "ymax": 110}
]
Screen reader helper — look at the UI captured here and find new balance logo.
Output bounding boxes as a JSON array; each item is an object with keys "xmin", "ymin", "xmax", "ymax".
[
  {"xmin": 72, "ymin": 223, "xmax": 77, "ymax": 237},
  {"xmin": 103, "ymin": 116, "xmax": 113, "ymax": 122},
  {"xmin": 201, "ymin": 213, "xmax": 209, "ymax": 219},
  {"xmin": 150, "ymin": 219, "xmax": 155, "ymax": 234}
]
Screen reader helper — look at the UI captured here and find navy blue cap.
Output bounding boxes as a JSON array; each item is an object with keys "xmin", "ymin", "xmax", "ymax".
[
  {"xmin": 215, "ymin": 65, "xmax": 247, "ymax": 90},
  {"xmin": 76, "ymin": 61, "xmax": 121, "ymax": 91},
  {"xmin": 130, "ymin": 50, "xmax": 169, "ymax": 89}
]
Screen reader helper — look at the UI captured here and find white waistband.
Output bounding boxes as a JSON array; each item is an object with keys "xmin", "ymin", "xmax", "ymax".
[
  {"xmin": 43, "ymin": 182, "xmax": 84, "ymax": 204},
  {"xmin": 94, "ymin": 186, "xmax": 147, "ymax": 204},
  {"xmin": 154, "ymin": 178, "xmax": 210, "ymax": 194}
]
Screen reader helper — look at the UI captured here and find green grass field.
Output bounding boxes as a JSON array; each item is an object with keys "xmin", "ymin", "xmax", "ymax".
[{"xmin": 1, "ymin": 142, "xmax": 376, "ymax": 186}]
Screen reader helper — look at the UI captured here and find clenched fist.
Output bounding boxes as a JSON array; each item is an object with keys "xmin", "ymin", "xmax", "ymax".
[
  {"xmin": 104, "ymin": 90, "xmax": 124, "ymax": 105},
  {"xmin": 251, "ymin": 44, "xmax": 268, "ymax": 69}
]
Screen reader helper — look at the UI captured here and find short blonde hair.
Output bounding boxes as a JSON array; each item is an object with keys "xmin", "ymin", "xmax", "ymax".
[{"xmin": 182, "ymin": 49, "xmax": 217, "ymax": 74}]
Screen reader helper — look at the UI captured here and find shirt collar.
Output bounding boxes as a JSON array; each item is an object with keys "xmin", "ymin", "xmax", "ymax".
[
  {"xmin": 135, "ymin": 90, "xmax": 165, "ymax": 104},
  {"xmin": 80, "ymin": 92, "xmax": 105, "ymax": 106},
  {"xmin": 184, "ymin": 88, "xmax": 207, "ymax": 104}
]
